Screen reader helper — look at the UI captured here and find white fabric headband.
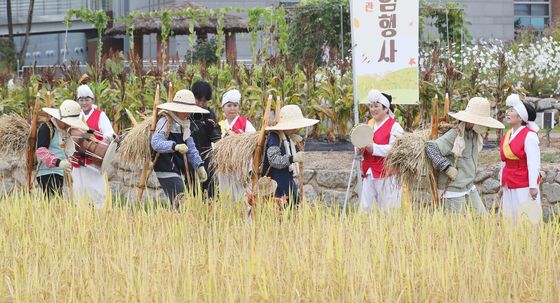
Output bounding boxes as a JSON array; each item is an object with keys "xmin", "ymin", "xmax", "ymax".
[
  {"xmin": 222, "ymin": 89, "xmax": 241, "ymax": 107},
  {"xmin": 367, "ymin": 90, "xmax": 393, "ymax": 118},
  {"xmin": 77, "ymin": 84, "xmax": 94, "ymax": 99},
  {"xmin": 506, "ymin": 94, "xmax": 539, "ymax": 132}
]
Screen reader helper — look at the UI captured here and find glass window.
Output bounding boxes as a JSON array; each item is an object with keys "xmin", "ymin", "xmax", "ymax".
[
  {"xmin": 531, "ymin": 4, "xmax": 549, "ymax": 16},
  {"xmin": 515, "ymin": 4, "xmax": 531, "ymax": 16}
]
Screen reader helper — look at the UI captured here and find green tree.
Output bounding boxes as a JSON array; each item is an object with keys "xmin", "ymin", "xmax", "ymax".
[
  {"xmin": 186, "ymin": 38, "xmax": 221, "ymax": 65},
  {"xmin": 0, "ymin": 38, "xmax": 17, "ymax": 72},
  {"xmin": 287, "ymin": 0, "xmax": 351, "ymax": 65}
]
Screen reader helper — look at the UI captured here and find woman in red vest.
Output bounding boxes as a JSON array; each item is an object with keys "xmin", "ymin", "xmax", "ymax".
[
  {"xmin": 72, "ymin": 84, "xmax": 115, "ymax": 208},
  {"xmin": 499, "ymin": 94, "xmax": 541, "ymax": 219},
  {"xmin": 357, "ymin": 90, "xmax": 404, "ymax": 212},
  {"xmin": 217, "ymin": 89, "xmax": 256, "ymax": 201}
]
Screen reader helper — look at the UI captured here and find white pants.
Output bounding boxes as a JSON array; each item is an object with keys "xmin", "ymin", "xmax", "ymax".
[
  {"xmin": 502, "ymin": 186, "xmax": 541, "ymax": 219},
  {"xmin": 217, "ymin": 173, "xmax": 246, "ymax": 202},
  {"xmin": 72, "ymin": 166, "xmax": 107, "ymax": 209},
  {"xmin": 360, "ymin": 175, "xmax": 402, "ymax": 212}
]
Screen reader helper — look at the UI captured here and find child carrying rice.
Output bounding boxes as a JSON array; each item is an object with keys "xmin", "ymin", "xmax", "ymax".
[
  {"xmin": 37, "ymin": 100, "xmax": 89, "ymax": 199},
  {"xmin": 262, "ymin": 104, "xmax": 318, "ymax": 205}
]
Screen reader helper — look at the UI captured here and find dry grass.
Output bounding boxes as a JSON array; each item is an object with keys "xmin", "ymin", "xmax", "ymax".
[
  {"xmin": 209, "ymin": 132, "xmax": 259, "ymax": 181},
  {"xmin": 386, "ymin": 129, "xmax": 435, "ymax": 198},
  {"xmin": 0, "ymin": 192, "xmax": 559, "ymax": 301},
  {"xmin": 118, "ymin": 118, "xmax": 152, "ymax": 166},
  {"xmin": 0, "ymin": 113, "xmax": 30, "ymax": 157}
]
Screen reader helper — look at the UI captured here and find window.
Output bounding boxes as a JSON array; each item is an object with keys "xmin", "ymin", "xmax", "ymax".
[{"xmin": 514, "ymin": 1, "xmax": 550, "ymax": 30}]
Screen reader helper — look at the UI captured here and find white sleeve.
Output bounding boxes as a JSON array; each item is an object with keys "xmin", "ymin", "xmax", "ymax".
[
  {"xmin": 525, "ymin": 132, "xmax": 541, "ymax": 188},
  {"xmin": 98, "ymin": 112, "xmax": 115, "ymax": 139},
  {"xmin": 372, "ymin": 122, "xmax": 404, "ymax": 157},
  {"xmin": 245, "ymin": 120, "xmax": 257, "ymax": 133}
]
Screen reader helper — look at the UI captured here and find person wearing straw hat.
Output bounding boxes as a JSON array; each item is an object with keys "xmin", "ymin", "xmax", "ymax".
[
  {"xmin": 498, "ymin": 94, "xmax": 542, "ymax": 221},
  {"xmin": 71, "ymin": 84, "xmax": 116, "ymax": 208},
  {"xmin": 263, "ymin": 104, "xmax": 319, "ymax": 205},
  {"xmin": 357, "ymin": 90, "xmax": 405, "ymax": 212},
  {"xmin": 37, "ymin": 100, "xmax": 89, "ymax": 200},
  {"xmin": 151, "ymin": 89, "xmax": 209, "ymax": 205},
  {"xmin": 217, "ymin": 89, "xmax": 257, "ymax": 201},
  {"xmin": 189, "ymin": 81, "xmax": 222, "ymax": 198},
  {"xmin": 426, "ymin": 97, "xmax": 505, "ymax": 214}
]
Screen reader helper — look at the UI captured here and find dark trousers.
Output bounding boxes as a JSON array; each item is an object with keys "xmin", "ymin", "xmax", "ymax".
[
  {"xmin": 37, "ymin": 174, "xmax": 64, "ymax": 200},
  {"xmin": 158, "ymin": 176, "xmax": 185, "ymax": 206},
  {"xmin": 189, "ymin": 156, "xmax": 215, "ymax": 199}
]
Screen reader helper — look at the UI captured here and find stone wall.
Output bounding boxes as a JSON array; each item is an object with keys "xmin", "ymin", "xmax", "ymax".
[
  {"xmin": 1, "ymin": 153, "xmax": 559, "ymax": 219},
  {"xmin": 526, "ymin": 97, "xmax": 560, "ymax": 127}
]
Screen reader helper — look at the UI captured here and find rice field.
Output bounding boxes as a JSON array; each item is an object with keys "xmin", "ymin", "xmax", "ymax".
[{"xmin": 1, "ymin": 192, "xmax": 559, "ymax": 302}]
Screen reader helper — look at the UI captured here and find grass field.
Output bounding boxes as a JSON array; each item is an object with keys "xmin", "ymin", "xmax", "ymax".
[{"xmin": 1, "ymin": 192, "xmax": 559, "ymax": 302}]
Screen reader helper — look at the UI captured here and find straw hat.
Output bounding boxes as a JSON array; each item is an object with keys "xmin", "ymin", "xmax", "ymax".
[
  {"xmin": 517, "ymin": 199, "xmax": 543, "ymax": 225},
  {"xmin": 42, "ymin": 100, "xmax": 89, "ymax": 130},
  {"xmin": 265, "ymin": 105, "xmax": 319, "ymax": 131},
  {"xmin": 157, "ymin": 89, "xmax": 209, "ymax": 114},
  {"xmin": 449, "ymin": 97, "xmax": 505, "ymax": 129}
]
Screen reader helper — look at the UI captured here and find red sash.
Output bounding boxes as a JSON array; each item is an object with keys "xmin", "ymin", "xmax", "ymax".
[
  {"xmin": 231, "ymin": 116, "xmax": 248, "ymax": 134},
  {"xmin": 361, "ymin": 117, "xmax": 395, "ymax": 178}
]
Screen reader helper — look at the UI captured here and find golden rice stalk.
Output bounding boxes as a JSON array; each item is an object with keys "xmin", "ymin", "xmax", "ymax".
[
  {"xmin": 209, "ymin": 132, "xmax": 260, "ymax": 181},
  {"xmin": 386, "ymin": 129, "xmax": 435, "ymax": 201},
  {"xmin": 0, "ymin": 113, "xmax": 31, "ymax": 157},
  {"xmin": 118, "ymin": 118, "xmax": 152, "ymax": 166}
]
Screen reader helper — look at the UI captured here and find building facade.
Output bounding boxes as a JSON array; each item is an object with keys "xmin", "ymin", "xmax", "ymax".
[{"xmin": 2, "ymin": 0, "xmax": 560, "ymax": 67}]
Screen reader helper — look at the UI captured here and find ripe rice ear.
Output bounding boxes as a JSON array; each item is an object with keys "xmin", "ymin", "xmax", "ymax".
[
  {"xmin": 386, "ymin": 129, "xmax": 435, "ymax": 202},
  {"xmin": 0, "ymin": 113, "xmax": 31, "ymax": 157},
  {"xmin": 118, "ymin": 118, "xmax": 152, "ymax": 166},
  {"xmin": 209, "ymin": 132, "xmax": 260, "ymax": 182}
]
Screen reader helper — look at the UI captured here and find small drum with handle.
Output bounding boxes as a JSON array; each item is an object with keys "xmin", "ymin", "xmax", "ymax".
[
  {"xmin": 349, "ymin": 123, "xmax": 374, "ymax": 148},
  {"xmin": 69, "ymin": 128, "xmax": 118, "ymax": 174}
]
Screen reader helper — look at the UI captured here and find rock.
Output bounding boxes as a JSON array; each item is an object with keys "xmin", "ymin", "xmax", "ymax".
[
  {"xmin": 542, "ymin": 205, "xmax": 557, "ymax": 222},
  {"xmin": 536, "ymin": 98, "xmax": 555, "ymax": 111},
  {"xmin": 474, "ymin": 170, "xmax": 494, "ymax": 183},
  {"xmin": 303, "ymin": 184, "xmax": 318, "ymax": 202},
  {"xmin": 481, "ymin": 178, "xmax": 500, "ymax": 194},
  {"xmin": 481, "ymin": 193, "xmax": 500, "ymax": 210},
  {"xmin": 303, "ymin": 169, "xmax": 315, "ymax": 184},
  {"xmin": 0, "ymin": 181, "xmax": 15, "ymax": 193},
  {"xmin": 0, "ymin": 161, "xmax": 13, "ymax": 171},
  {"xmin": 553, "ymin": 102, "xmax": 560, "ymax": 111},
  {"xmin": 12, "ymin": 169, "xmax": 26, "ymax": 185},
  {"xmin": 320, "ymin": 189, "xmax": 348, "ymax": 206},
  {"xmin": 544, "ymin": 170, "xmax": 557, "ymax": 183},
  {"xmin": 542, "ymin": 183, "xmax": 560, "ymax": 203},
  {"xmin": 147, "ymin": 172, "xmax": 160, "ymax": 189},
  {"xmin": 316, "ymin": 170, "xmax": 355, "ymax": 189},
  {"xmin": 525, "ymin": 97, "xmax": 540, "ymax": 106},
  {"xmin": 124, "ymin": 173, "xmax": 140, "ymax": 187},
  {"xmin": 555, "ymin": 173, "xmax": 560, "ymax": 184}
]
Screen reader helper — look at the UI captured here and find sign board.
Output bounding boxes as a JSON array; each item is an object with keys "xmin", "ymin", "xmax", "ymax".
[{"xmin": 349, "ymin": 0, "xmax": 419, "ymax": 105}]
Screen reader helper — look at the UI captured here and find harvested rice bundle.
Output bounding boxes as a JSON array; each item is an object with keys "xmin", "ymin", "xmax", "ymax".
[
  {"xmin": 118, "ymin": 118, "xmax": 152, "ymax": 166},
  {"xmin": 209, "ymin": 132, "xmax": 260, "ymax": 182},
  {"xmin": 0, "ymin": 113, "xmax": 30, "ymax": 157},
  {"xmin": 385, "ymin": 129, "xmax": 435, "ymax": 195}
]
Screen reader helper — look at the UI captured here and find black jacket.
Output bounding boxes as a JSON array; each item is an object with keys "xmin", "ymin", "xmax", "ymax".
[{"xmin": 189, "ymin": 109, "xmax": 221, "ymax": 157}]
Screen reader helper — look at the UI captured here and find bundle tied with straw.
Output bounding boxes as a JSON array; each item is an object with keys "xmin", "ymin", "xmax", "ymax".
[
  {"xmin": 118, "ymin": 118, "xmax": 152, "ymax": 166},
  {"xmin": 385, "ymin": 129, "xmax": 434, "ymax": 198},
  {"xmin": 0, "ymin": 113, "xmax": 31, "ymax": 158},
  {"xmin": 209, "ymin": 132, "xmax": 260, "ymax": 182}
]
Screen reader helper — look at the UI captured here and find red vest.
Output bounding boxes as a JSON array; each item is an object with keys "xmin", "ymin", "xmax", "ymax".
[
  {"xmin": 73, "ymin": 109, "xmax": 102, "ymax": 167},
  {"xmin": 499, "ymin": 127, "xmax": 531, "ymax": 189},
  {"xmin": 361, "ymin": 117, "xmax": 395, "ymax": 178},
  {"xmin": 231, "ymin": 116, "xmax": 248, "ymax": 134}
]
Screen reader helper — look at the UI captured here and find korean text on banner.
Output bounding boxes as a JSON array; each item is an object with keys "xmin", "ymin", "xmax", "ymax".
[{"xmin": 350, "ymin": 0, "xmax": 419, "ymax": 105}]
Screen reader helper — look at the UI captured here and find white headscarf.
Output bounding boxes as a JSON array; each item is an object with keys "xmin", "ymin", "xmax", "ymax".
[
  {"xmin": 221, "ymin": 89, "xmax": 241, "ymax": 107},
  {"xmin": 77, "ymin": 84, "xmax": 94, "ymax": 99},
  {"xmin": 506, "ymin": 94, "xmax": 540, "ymax": 132},
  {"xmin": 367, "ymin": 90, "xmax": 394, "ymax": 118}
]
